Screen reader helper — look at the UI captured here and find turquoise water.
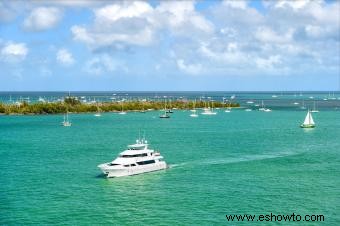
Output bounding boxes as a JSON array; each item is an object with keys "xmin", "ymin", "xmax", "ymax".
[{"xmin": 1, "ymin": 109, "xmax": 339, "ymax": 225}]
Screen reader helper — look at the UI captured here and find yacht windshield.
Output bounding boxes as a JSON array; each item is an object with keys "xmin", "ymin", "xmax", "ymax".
[{"xmin": 120, "ymin": 153, "xmax": 148, "ymax": 158}]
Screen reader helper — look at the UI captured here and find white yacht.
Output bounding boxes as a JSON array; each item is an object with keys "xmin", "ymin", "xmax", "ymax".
[{"xmin": 98, "ymin": 138, "xmax": 167, "ymax": 178}]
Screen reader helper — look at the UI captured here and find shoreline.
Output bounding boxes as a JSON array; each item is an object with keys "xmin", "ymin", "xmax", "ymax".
[{"xmin": 0, "ymin": 99, "xmax": 240, "ymax": 115}]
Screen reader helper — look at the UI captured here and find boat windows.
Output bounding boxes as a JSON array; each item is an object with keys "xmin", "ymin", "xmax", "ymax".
[
  {"xmin": 108, "ymin": 163, "xmax": 120, "ymax": 166},
  {"xmin": 120, "ymin": 153, "xmax": 148, "ymax": 158},
  {"xmin": 136, "ymin": 160, "xmax": 156, "ymax": 165}
]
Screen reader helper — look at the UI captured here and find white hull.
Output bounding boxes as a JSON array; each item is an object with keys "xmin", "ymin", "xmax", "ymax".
[{"xmin": 99, "ymin": 162, "xmax": 167, "ymax": 178}]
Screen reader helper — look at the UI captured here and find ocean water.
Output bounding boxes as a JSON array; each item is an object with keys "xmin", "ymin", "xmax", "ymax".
[{"xmin": 1, "ymin": 94, "xmax": 340, "ymax": 225}]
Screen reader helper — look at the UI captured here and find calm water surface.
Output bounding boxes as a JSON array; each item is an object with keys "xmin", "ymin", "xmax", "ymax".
[{"xmin": 1, "ymin": 104, "xmax": 339, "ymax": 225}]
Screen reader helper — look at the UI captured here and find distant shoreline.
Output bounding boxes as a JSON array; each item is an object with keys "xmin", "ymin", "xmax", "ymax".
[{"xmin": 0, "ymin": 97, "xmax": 240, "ymax": 115}]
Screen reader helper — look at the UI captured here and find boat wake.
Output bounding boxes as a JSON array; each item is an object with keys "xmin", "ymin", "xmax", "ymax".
[{"xmin": 171, "ymin": 151, "xmax": 301, "ymax": 169}]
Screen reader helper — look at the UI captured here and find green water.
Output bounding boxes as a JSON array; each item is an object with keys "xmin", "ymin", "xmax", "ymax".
[{"xmin": 1, "ymin": 110, "xmax": 339, "ymax": 225}]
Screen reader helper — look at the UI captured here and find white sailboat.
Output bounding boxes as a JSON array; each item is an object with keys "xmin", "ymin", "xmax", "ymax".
[
  {"xmin": 201, "ymin": 101, "xmax": 217, "ymax": 115},
  {"xmin": 259, "ymin": 100, "xmax": 272, "ymax": 112},
  {"xmin": 300, "ymin": 110, "xmax": 315, "ymax": 128},
  {"xmin": 160, "ymin": 100, "xmax": 170, "ymax": 118},
  {"xmin": 310, "ymin": 101, "xmax": 319, "ymax": 113},
  {"xmin": 62, "ymin": 111, "xmax": 72, "ymax": 127},
  {"xmin": 94, "ymin": 103, "xmax": 102, "ymax": 117},
  {"xmin": 119, "ymin": 101, "xmax": 127, "ymax": 115},
  {"xmin": 190, "ymin": 100, "xmax": 198, "ymax": 117}
]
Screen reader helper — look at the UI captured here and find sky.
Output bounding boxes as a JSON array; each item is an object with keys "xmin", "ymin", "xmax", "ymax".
[{"xmin": 0, "ymin": 0, "xmax": 339, "ymax": 91}]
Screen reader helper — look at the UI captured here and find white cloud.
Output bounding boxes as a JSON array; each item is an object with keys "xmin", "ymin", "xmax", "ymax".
[
  {"xmin": 67, "ymin": 0, "xmax": 339, "ymax": 77},
  {"xmin": 1, "ymin": 42, "xmax": 28, "ymax": 62},
  {"xmin": 222, "ymin": 0, "xmax": 248, "ymax": 9},
  {"xmin": 255, "ymin": 26, "xmax": 293, "ymax": 43},
  {"xmin": 31, "ymin": 0, "xmax": 105, "ymax": 7},
  {"xmin": 56, "ymin": 49, "xmax": 75, "ymax": 66},
  {"xmin": 255, "ymin": 55, "xmax": 282, "ymax": 70},
  {"xmin": 0, "ymin": 1, "xmax": 17, "ymax": 22},
  {"xmin": 84, "ymin": 54, "xmax": 127, "ymax": 75},
  {"xmin": 177, "ymin": 59, "xmax": 203, "ymax": 75},
  {"xmin": 71, "ymin": 0, "xmax": 214, "ymax": 49},
  {"xmin": 274, "ymin": 0, "xmax": 312, "ymax": 10},
  {"xmin": 23, "ymin": 7, "xmax": 62, "ymax": 31}
]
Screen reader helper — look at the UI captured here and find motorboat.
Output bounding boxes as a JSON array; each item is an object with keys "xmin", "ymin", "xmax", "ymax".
[{"xmin": 98, "ymin": 138, "xmax": 167, "ymax": 178}]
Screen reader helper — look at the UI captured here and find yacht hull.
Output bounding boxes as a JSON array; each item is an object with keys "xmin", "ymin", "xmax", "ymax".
[{"xmin": 98, "ymin": 162, "xmax": 167, "ymax": 178}]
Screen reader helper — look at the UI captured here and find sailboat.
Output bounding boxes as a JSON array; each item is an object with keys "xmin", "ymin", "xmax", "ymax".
[
  {"xmin": 310, "ymin": 101, "xmax": 319, "ymax": 113},
  {"xmin": 166, "ymin": 99, "xmax": 174, "ymax": 113},
  {"xmin": 62, "ymin": 111, "xmax": 72, "ymax": 127},
  {"xmin": 160, "ymin": 101, "xmax": 170, "ymax": 118},
  {"xmin": 94, "ymin": 103, "xmax": 102, "ymax": 117},
  {"xmin": 259, "ymin": 100, "xmax": 271, "ymax": 112},
  {"xmin": 119, "ymin": 101, "xmax": 127, "ymax": 115},
  {"xmin": 201, "ymin": 101, "xmax": 217, "ymax": 115},
  {"xmin": 140, "ymin": 100, "xmax": 146, "ymax": 113},
  {"xmin": 190, "ymin": 100, "xmax": 198, "ymax": 117},
  {"xmin": 300, "ymin": 110, "xmax": 315, "ymax": 128}
]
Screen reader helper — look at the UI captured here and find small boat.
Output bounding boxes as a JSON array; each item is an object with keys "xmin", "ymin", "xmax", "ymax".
[
  {"xmin": 62, "ymin": 111, "xmax": 72, "ymax": 127},
  {"xmin": 259, "ymin": 100, "xmax": 266, "ymax": 111},
  {"xmin": 94, "ymin": 103, "xmax": 102, "ymax": 117},
  {"xmin": 259, "ymin": 100, "xmax": 271, "ymax": 111},
  {"xmin": 245, "ymin": 109, "xmax": 252, "ymax": 112},
  {"xmin": 166, "ymin": 99, "xmax": 174, "ymax": 113},
  {"xmin": 159, "ymin": 112, "xmax": 170, "ymax": 118},
  {"xmin": 300, "ymin": 110, "xmax": 315, "ymax": 128},
  {"xmin": 201, "ymin": 101, "xmax": 217, "ymax": 115},
  {"xmin": 160, "ymin": 100, "xmax": 170, "ymax": 118},
  {"xmin": 119, "ymin": 101, "xmax": 127, "ymax": 115},
  {"xmin": 190, "ymin": 100, "xmax": 199, "ymax": 117},
  {"xmin": 310, "ymin": 101, "xmax": 319, "ymax": 113},
  {"xmin": 98, "ymin": 138, "xmax": 167, "ymax": 178}
]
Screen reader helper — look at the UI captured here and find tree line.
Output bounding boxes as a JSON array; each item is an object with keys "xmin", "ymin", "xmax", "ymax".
[{"xmin": 0, "ymin": 97, "xmax": 240, "ymax": 115}]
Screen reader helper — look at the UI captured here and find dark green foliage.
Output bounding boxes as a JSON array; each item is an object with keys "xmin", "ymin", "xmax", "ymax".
[
  {"xmin": 0, "ymin": 100, "xmax": 240, "ymax": 115},
  {"xmin": 64, "ymin": 97, "xmax": 81, "ymax": 105}
]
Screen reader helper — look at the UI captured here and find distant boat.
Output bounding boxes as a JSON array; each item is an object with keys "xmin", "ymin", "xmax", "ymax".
[
  {"xmin": 94, "ymin": 103, "xmax": 102, "ymax": 117},
  {"xmin": 119, "ymin": 101, "xmax": 127, "ymax": 115},
  {"xmin": 140, "ymin": 101, "xmax": 146, "ymax": 113},
  {"xmin": 310, "ymin": 101, "xmax": 319, "ymax": 113},
  {"xmin": 62, "ymin": 111, "xmax": 72, "ymax": 127},
  {"xmin": 160, "ymin": 101, "xmax": 170, "ymax": 118},
  {"xmin": 259, "ymin": 100, "xmax": 266, "ymax": 111},
  {"xmin": 190, "ymin": 100, "xmax": 198, "ymax": 117},
  {"xmin": 259, "ymin": 100, "xmax": 271, "ymax": 111},
  {"xmin": 201, "ymin": 101, "xmax": 217, "ymax": 115},
  {"xmin": 245, "ymin": 108, "xmax": 252, "ymax": 112},
  {"xmin": 272, "ymin": 95, "xmax": 278, "ymax": 98},
  {"xmin": 166, "ymin": 99, "xmax": 174, "ymax": 113},
  {"xmin": 300, "ymin": 110, "xmax": 315, "ymax": 128}
]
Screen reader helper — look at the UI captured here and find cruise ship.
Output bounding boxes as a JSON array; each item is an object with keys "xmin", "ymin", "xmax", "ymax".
[{"xmin": 98, "ymin": 138, "xmax": 167, "ymax": 178}]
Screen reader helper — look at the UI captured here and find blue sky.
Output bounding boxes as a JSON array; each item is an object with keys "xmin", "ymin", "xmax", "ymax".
[{"xmin": 0, "ymin": 0, "xmax": 339, "ymax": 91}]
